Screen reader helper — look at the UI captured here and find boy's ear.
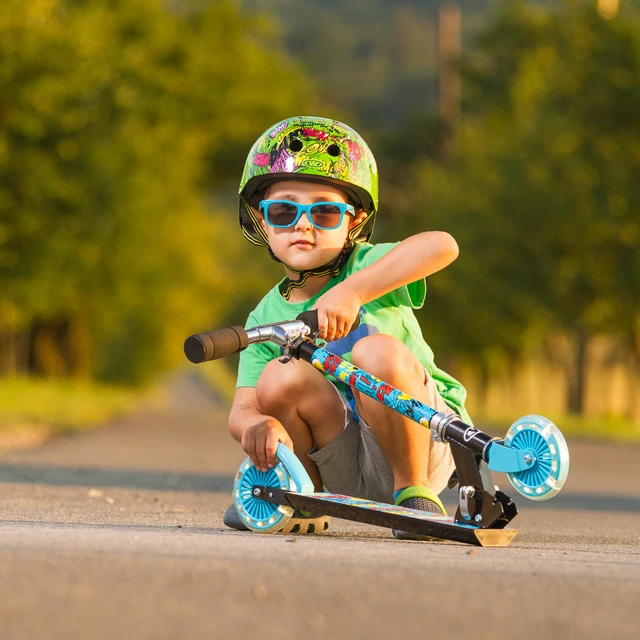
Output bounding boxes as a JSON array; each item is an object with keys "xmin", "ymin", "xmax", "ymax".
[
  {"xmin": 349, "ymin": 210, "xmax": 369, "ymax": 230},
  {"xmin": 251, "ymin": 204, "xmax": 268, "ymax": 232}
]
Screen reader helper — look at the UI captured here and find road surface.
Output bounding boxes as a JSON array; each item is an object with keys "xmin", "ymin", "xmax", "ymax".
[{"xmin": 1, "ymin": 372, "xmax": 639, "ymax": 639}]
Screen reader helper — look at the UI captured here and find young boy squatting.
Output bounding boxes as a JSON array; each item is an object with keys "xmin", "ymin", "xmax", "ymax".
[{"xmin": 225, "ymin": 116, "xmax": 472, "ymax": 538}]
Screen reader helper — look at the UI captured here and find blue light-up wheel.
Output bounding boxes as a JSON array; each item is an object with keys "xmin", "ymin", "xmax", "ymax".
[
  {"xmin": 504, "ymin": 414, "xmax": 570, "ymax": 501},
  {"xmin": 233, "ymin": 444, "xmax": 314, "ymax": 533},
  {"xmin": 233, "ymin": 458, "xmax": 295, "ymax": 533}
]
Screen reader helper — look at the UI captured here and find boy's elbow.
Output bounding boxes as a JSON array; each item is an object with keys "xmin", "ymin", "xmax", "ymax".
[
  {"xmin": 228, "ymin": 406, "xmax": 241, "ymax": 440},
  {"xmin": 228, "ymin": 414, "xmax": 242, "ymax": 443},
  {"xmin": 446, "ymin": 233, "xmax": 459, "ymax": 261},
  {"xmin": 431, "ymin": 231, "xmax": 459, "ymax": 263}
]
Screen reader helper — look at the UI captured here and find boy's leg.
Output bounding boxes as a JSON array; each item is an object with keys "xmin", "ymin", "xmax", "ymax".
[
  {"xmin": 255, "ymin": 358, "xmax": 345, "ymax": 492},
  {"xmin": 350, "ymin": 334, "xmax": 455, "ymax": 495}
]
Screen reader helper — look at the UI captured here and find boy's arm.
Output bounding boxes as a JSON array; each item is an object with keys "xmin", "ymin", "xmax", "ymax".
[
  {"xmin": 229, "ymin": 386, "xmax": 293, "ymax": 472},
  {"xmin": 315, "ymin": 231, "xmax": 459, "ymax": 341},
  {"xmin": 349, "ymin": 231, "xmax": 459, "ymax": 302}
]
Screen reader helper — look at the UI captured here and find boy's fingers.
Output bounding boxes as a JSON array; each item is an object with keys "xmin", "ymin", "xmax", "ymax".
[
  {"xmin": 282, "ymin": 433, "xmax": 294, "ymax": 451},
  {"xmin": 315, "ymin": 308, "xmax": 327, "ymax": 338},
  {"xmin": 243, "ymin": 434, "xmax": 259, "ymax": 468},
  {"xmin": 334, "ymin": 315, "xmax": 350, "ymax": 340},
  {"xmin": 338, "ymin": 316, "xmax": 349, "ymax": 337},
  {"xmin": 325, "ymin": 314, "xmax": 337, "ymax": 341},
  {"xmin": 255, "ymin": 432, "xmax": 269, "ymax": 471},
  {"xmin": 265, "ymin": 433, "xmax": 279, "ymax": 468},
  {"xmin": 268, "ymin": 430, "xmax": 291, "ymax": 468}
]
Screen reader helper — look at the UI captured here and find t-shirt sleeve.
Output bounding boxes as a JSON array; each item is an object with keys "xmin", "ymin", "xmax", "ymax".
[
  {"xmin": 236, "ymin": 313, "xmax": 279, "ymax": 388},
  {"xmin": 349, "ymin": 242, "xmax": 426, "ymax": 309}
]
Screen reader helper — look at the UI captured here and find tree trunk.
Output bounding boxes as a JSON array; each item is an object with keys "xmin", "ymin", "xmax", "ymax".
[
  {"xmin": 67, "ymin": 314, "xmax": 92, "ymax": 379},
  {"xmin": 29, "ymin": 320, "xmax": 68, "ymax": 377},
  {"xmin": 0, "ymin": 303, "xmax": 20, "ymax": 376},
  {"xmin": 566, "ymin": 330, "xmax": 588, "ymax": 415}
]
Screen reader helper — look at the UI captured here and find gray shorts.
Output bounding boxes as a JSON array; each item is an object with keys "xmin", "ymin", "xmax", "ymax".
[{"xmin": 307, "ymin": 374, "xmax": 456, "ymax": 504}]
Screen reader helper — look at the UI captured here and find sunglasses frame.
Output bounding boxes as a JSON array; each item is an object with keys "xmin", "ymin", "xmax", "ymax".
[{"xmin": 259, "ymin": 199, "xmax": 356, "ymax": 230}]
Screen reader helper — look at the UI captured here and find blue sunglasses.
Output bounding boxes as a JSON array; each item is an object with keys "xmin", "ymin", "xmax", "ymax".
[{"xmin": 259, "ymin": 199, "xmax": 355, "ymax": 230}]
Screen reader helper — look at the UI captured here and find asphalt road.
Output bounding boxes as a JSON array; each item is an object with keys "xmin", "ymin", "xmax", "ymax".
[{"xmin": 1, "ymin": 372, "xmax": 639, "ymax": 640}]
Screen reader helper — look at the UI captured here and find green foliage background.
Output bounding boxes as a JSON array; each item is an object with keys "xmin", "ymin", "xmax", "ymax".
[
  {"xmin": 403, "ymin": 1, "xmax": 640, "ymax": 415},
  {"xmin": 247, "ymin": 0, "xmax": 640, "ymax": 419},
  {"xmin": 0, "ymin": 0, "xmax": 311, "ymax": 383},
  {"xmin": 1, "ymin": 0, "xmax": 639, "ymax": 425}
]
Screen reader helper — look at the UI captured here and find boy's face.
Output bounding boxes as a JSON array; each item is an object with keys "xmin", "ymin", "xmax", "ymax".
[{"xmin": 255, "ymin": 180, "xmax": 367, "ymax": 273}]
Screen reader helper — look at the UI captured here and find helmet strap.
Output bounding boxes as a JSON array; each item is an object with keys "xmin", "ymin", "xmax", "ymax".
[
  {"xmin": 240, "ymin": 196, "xmax": 270, "ymax": 246},
  {"xmin": 272, "ymin": 240, "xmax": 356, "ymax": 301}
]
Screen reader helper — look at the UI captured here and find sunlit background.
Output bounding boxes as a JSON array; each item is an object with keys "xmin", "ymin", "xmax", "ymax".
[{"xmin": 1, "ymin": 0, "xmax": 639, "ymax": 445}]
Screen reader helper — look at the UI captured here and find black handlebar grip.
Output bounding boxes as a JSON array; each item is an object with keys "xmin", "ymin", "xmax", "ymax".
[
  {"xmin": 296, "ymin": 310, "xmax": 361, "ymax": 335},
  {"xmin": 184, "ymin": 326, "xmax": 249, "ymax": 364}
]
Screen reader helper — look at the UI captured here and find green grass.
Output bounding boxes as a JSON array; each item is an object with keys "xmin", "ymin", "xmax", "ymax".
[
  {"xmin": 548, "ymin": 414, "xmax": 640, "ymax": 443},
  {"xmin": 474, "ymin": 411, "xmax": 640, "ymax": 443},
  {"xmin": 0, "ymin": 377, "xmax": 145, "ymax": 435}
]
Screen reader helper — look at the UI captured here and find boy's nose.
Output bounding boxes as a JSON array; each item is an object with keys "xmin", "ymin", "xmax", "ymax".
[{"xmin": 294, "ymin": 211, "xmax": 313, "ymax": 231}]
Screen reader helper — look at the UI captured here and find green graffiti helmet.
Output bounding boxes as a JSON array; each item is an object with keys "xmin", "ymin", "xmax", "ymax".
[{"xmin": 238, "ymin": 116, "xmax": 378, "ymax": 247}]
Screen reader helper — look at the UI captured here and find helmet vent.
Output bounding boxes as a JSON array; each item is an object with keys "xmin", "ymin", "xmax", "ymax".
[
  {"xmin": 289, "ymin": 138, "xmax": 303, "ymax": 152},
  {"xmin": 327, "ymin": 144, "xmax": 341, "ymax": 157}
]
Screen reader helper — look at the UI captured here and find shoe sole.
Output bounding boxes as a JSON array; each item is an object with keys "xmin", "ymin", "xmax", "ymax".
[{"xmin": 281, "ymin": 515, "xmax": 331, "ymax": 534}]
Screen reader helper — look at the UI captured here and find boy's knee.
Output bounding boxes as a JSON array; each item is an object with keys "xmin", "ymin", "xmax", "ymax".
[
  {"xmin": 255, "ymin": 360, "xmax": 307, "ymax": 414},
  {"xmin": 351, "ymin": 335, "xmax": 421, "ymax": 383}
]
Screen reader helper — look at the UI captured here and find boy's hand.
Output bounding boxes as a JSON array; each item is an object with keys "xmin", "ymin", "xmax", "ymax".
[
  {"xmin": 241, "ymin": 418, "xmax": 293, "ymax": 472},
  {"xmin": 313, "ymin": 282, "xmax": 363, "ymax": 342}
]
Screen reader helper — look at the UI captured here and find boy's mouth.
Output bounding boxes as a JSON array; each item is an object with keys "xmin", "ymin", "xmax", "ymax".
[{"xmin": 290, "ymin": 239, "xmax": 315, "ymax": 249}]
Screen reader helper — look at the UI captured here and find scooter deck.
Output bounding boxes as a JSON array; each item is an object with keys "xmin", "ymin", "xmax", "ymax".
[{"xmin": 265, "ymin": 489, "xmax": 518, "ymax": 548}]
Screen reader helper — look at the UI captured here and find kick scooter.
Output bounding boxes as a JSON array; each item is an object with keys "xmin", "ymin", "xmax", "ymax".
[{"xmin": 184, "ymin": 312, "xmax": 570, "ymax": 547}]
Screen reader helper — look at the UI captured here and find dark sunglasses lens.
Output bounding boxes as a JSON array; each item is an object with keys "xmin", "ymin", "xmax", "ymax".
[
  {"xmin": 310, "ymin": 204, "xmax": 342, "ymax": 229},
  {"xmin": 266, "ymin": 202, "xmax": 298, "ymax": 226}
]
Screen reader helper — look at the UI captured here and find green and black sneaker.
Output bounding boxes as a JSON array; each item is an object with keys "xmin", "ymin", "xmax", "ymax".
[{"xmin": 392, "ymin": 486, "xmax": 447, "ymax": 541}]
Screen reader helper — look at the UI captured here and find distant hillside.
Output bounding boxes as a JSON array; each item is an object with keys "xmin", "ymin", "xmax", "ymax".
[
  {"xmin": 241, "ymin": 0, "xmax": 501, "ymax": 133},
  {"xmin": 240, "ymin": 1, "xmax": 640, "ymax": 134}
]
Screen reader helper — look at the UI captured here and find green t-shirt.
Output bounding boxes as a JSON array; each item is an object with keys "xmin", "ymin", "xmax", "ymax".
[{"xmin": 236, "ymin": 242, "xmax": 472, "ymax": 424}]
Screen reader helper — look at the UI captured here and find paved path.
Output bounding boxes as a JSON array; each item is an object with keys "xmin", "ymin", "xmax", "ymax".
[{"xmin": 1, "ymin": 372, "xmax": 639, "ymax": 640}]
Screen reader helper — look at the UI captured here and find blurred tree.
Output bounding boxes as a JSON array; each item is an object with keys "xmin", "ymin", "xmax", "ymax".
[
  {"xmin": 242, "ymin": 0, "xmax": 502, "ymax": 136},
  {"xmin": 0, "ymin": 0, "xmax": 313, "ymax": 383},
  {"xmin": 392, "ymin": 0, "xmax": 640, "ymax": 416}
]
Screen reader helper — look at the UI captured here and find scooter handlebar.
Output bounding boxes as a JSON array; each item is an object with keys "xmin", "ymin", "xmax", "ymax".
[
  {"xmin": 183, "ymin": 309, "xmax": 361, "ymax": 364},
  {"xmin": 183, "ymin": 326, "xmax": 249, "ymax": 364}
]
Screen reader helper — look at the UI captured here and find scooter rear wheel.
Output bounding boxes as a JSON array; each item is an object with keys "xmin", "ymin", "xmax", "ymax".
[{"xmin": 233, "ymin": 458, "xmax": 294, "ymax": 533}]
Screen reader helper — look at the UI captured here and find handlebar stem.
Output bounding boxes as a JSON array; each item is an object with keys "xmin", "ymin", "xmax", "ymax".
[{"xmin": 245, "ymin": 320, "xmax": 312, "ymax": 349}]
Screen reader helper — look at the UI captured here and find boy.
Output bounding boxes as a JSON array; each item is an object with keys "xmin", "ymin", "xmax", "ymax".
[{"xmin": 224, "ymin": 116, "xmax": 471, "ymax": 538}]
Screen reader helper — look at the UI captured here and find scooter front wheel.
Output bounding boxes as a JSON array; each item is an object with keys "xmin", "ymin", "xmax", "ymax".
[{"xmin": 504, "ymin": 414, "xmax": 570, "ymax": 501}]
